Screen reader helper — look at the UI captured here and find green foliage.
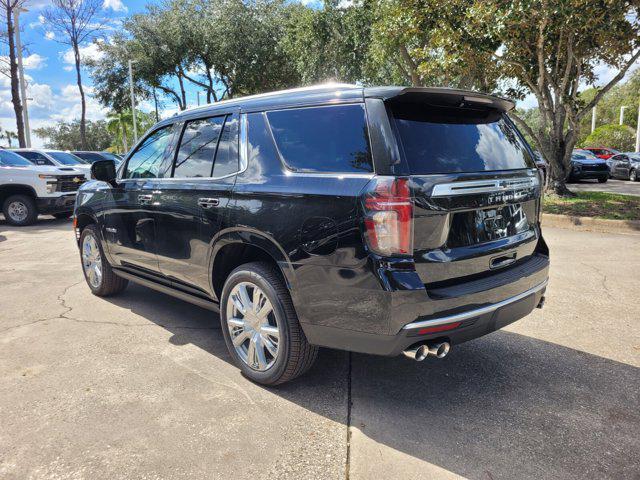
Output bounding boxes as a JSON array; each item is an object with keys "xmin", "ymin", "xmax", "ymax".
[
  {"xmin": 106, "ymin": 109, "xmax": 156, "ymax": 153},
  {"xmin": 33, "ymin": 120, "xmax": 112, "ymax": 151},
  {"xmin": 582, "ymin": 124, "xmax": 636, "ymax": 151}
]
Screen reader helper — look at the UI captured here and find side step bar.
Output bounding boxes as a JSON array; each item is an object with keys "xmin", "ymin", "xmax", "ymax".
[{"xmin": 113, "ymin": 269, "xmax": 220, "ymax": 312}]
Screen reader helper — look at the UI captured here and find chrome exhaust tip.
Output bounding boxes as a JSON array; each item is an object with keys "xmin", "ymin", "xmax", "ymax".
[{"xmin": 403, "ymin": 341, "xmax": 451, "ymax": 361}]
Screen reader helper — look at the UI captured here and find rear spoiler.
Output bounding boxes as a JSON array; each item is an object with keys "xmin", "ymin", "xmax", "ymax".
[{"xmin": 364, "ymin": 87, "xmax": 515, "ymax": 112}]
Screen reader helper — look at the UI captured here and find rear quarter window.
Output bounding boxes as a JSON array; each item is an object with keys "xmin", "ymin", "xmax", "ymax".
[
  {"xmin": 266, "ymin": 104, "xmax": 373, "ymax": 174},
  {"xmin": 391, "ymin": 105, "xmax": 535, "ymax": 174}
]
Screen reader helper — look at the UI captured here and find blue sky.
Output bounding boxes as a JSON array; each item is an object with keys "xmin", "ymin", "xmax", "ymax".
[{"xmin": 1, "ymin": 0, "xmax": 638, "ymax": 148}]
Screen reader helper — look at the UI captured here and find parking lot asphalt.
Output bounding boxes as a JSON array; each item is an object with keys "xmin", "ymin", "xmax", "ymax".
[
  {"xmin": 569, "ymin": 177, "xmax": 640, "ymax": 196},
  {"xmin": 1, "ymin": 218, "xmax": 639, "ymax": 480}
]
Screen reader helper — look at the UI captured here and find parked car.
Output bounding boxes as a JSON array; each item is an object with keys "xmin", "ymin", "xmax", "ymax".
[
  {"xmin": 582, "ymin": 147, "xmax": 620, "ymax": 160},
  {"xmin": 569, "ymin": 150, "xmax": 609, "ymax": 183},
  {"xmin": 12, "ymin": 148, "xmax": 92, "ymax": 176},
  {"xmin": 72, "ymin": 151, "xmax": 123, "ymax": 165},
  {"xmin": 74, "ymin": 84, "xmax": 549, "ymax": 385},
  {"xmin": 0, "ymin": 149, "xmax": 85, "ymax": 225},
  {"xmin": 609, "ymin": 153, "xmax": 640, "ymax": 181}
]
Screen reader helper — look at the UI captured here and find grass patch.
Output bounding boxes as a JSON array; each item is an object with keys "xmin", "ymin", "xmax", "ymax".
[{"xmin": 543, "ymin": 191, "xmax": 640, "ymax": 221}]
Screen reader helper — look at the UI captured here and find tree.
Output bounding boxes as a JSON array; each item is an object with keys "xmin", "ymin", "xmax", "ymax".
[
  {"xmin": 0, "ymin": 0, "xmax": 26, "ymax": 147},
  {"xmin": 583, "ymin": 124, "xmax": 636, "ymax": 151},
  {"xmin": 43, "ymin": 0, "xmax": 107, "ymax": 149},
  {"xmin": 34, "ymin": 119, "xmax": 112, "ymax": 151},
  {"xmin": 106, "ymin": 109, "xmax": 155, "ymax": 153},
  {"xmin": 4, "ymin": 129, "xmax": 18, "ymax": 148}
]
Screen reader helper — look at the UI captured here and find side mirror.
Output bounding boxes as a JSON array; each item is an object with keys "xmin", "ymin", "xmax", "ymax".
[{"xmin": 91, "ymin": 159, "xmax": 117, "ymax": 184}]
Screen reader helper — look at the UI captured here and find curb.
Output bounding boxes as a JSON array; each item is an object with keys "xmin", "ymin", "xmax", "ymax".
[{"xmin": 541, "ymin": 213, "xmax": 640, "ymax": 235}]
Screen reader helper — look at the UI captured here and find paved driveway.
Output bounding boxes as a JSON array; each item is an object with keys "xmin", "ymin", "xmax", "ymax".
[
  {"xmin": 1, "ymin": 219, "xmax": 639, "ymax": 479},
  {"xmin": 569, "ymin": 177, "xmax": 640, "ymax": 196}
]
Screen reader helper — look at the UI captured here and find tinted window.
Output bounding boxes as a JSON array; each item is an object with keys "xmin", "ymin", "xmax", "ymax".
[
  {"xmin": 15, "ymin": 151, "xmax": 55, "ymax": 166},
  {"xmin": 125, "ymin": 126, "xmax": 173, "ymax": 179},
  {"xmin": 266, "ymin": 104, "xmax": 373, "ymax": 173},
  {"xmin": 392, "ymin": 105, "xmax": 535, "ymax": 174},
  {"xmin": 174, "ymin": 117, "xmax": 225, "ymax": 178},
  {"xmin": 74, "ymin": 152, "xmax": 107, "ymax": 163},
  {"xmin": 0, "ymin": 150, "xmax": 32, "ymax": 166},
  {"xmin": 48, "ymin": 151, "xmax": 84, "ymax": 165},
  {"xmin": 212, "ymin": 115, "xmax": 239, "ymax": 177}
]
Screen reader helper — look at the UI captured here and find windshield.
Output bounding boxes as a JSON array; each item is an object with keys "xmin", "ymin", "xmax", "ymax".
[
  {"xmin": 48, "ymin": 151, "xmax": 86, "ymax": 165},
  {"xmin": 74, "ymin": 152, "xmax": 107, "ymax": 163},
  {"xmin": 0, "ymin": 150, "xmax": 33, "ymax": 167},
  {"xmin": 574, "ymin": 150, "xmax": 598, "ymax": 159},
  {"xmin": 391, "ymin": 105, "xmax": 535, "ymax": 174},
  {"xmin": 99, "ymin": 152, "xmax": 122, "ymax": 163}
]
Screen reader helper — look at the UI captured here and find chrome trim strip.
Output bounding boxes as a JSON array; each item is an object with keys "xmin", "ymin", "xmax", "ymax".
[
  {"xmin": 402, "ymin": 279, "xmax": 548, "ymax": 330},
  {"xmin": 431, "ymin": 176, "xmax": 538, "ymax": 197}
]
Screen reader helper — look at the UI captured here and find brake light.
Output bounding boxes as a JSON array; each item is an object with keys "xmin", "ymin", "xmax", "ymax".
[{"xmin": 362, "ymin": 177, "xmax": 413, "ymax": 256}]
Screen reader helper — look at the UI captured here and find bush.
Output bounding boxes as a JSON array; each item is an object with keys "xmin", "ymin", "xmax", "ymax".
[{"xmin": 582, "ymin": 124, "xmax": 636, "ymax": 151}]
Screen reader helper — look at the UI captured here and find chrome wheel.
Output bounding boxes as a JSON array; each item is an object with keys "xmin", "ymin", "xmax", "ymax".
[
  {"xmin": 7, "ymin": 201, "xmax": 28, "ymax": 223},
  {"xmin": 631, "ymin": 170, "xmax": 637, "ymax": 182},
  {"xmin": 226, "ymin": 282, "xmax": 280, "ymax": 371},
  {"xmin": 82, "ymin": 233, "xmax": 103, "ymax": 288}
]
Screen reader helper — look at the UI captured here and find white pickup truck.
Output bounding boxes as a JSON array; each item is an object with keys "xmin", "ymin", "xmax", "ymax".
[{"xmin": 0, "ymin": 149, "xmax": 87, "ymax": 226}]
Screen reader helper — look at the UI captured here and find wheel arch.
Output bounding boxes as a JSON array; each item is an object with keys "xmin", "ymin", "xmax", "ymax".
[
  {"xmin": 0, "ymin": 184, "xmax": 37, "ymax": 206},
  {"xmin": 209, "ymin": 227, "xmax": 296, "ymax": 301}
]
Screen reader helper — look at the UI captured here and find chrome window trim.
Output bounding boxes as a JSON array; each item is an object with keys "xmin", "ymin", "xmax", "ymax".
[
  {"xmin": 430, "ymin": 175, "xmax": 539, "ymax": 197},
  {"xmin": 402, "ymin": 279, "xmax": 548, "ymax": 330}
]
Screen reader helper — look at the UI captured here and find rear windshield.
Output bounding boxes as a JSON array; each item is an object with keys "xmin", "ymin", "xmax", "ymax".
[{"xmin": 391, "ymin": 105, "xmax": 535, "ymax": 174}]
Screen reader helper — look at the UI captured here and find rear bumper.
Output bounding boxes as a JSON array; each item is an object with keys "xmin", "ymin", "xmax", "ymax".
[
  {"xmin": 297, "ymin": 253, "xmax": 549, "ymax": 356},
  {"xmin": 36, "ymin": 195, "xmax": 76, "ymax": 214},
  {"xmin": 303, "ymin": 280, "xmax": 546, "ymax": 356}
]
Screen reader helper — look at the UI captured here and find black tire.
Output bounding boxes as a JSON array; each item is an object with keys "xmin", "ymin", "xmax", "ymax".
[
  {"xmin": 598, "ymin": 177, "xmax": 607, "ymax": 183},
  {"xmin": 53, "ymin": 212, "xmax": 72, "ymax": 219},
  {"xmin": 2, "ymin": 194, "xmax": 38, "ymax": 226},
  {"xmin": 630, "ymin": 169, "xmax": 637, "ymax": 182},
  {"xmin": 220, "ymin": 261, "xmax": 318, "ymax": 385},
  {"xmin": 79, "ymin": 224, "xmax": 128, "ymax": 296}
]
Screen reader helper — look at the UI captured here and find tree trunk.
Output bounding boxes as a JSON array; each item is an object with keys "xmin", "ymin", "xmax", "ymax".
[
  {"xmin": 6, "ymin": 7, "xmax": 25, "ymax": 148},
  {"xmin": 121, "ymin": 122, "xmax": 128, "ymax": 152},
  {"xmin": 545, "ymin": 128, "xmax": 577, "ymax": 196},
  {"xmin": 73, "ymin": 42, "xmax": 87, "ymax": 149}
]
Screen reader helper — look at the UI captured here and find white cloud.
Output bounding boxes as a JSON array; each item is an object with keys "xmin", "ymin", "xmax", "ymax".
[
  {"xmin": 103, "ymin": 0, "xmax": 128, "ymax": 12},
  {"xmin": 23, "ymin": 53, "xmax": 47, "ymax": 70},
  {"xmin": 62, "ymin": 42, "xmax": 104, "ymax": 67},
  {"xmin": 45, "ymin": 31, "xmax": 55, "ymax": 41}
]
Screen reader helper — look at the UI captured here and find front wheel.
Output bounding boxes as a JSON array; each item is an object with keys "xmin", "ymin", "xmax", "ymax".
[
  {"xmin": 79, "ymin": 225, "xmax": 128, "ymax": 296},
  {"xmin": 630, "ymin": 169, "xmax": 637, "ymax": 182},
  {"xmin": 3, "ymin": 194, "xmax": 37, "ymax": 226},
  {"xmin": 220, "ymin": 262, "xmax": 318, "ymax": 385},
  {"xmin": 598, "ymin": 177, "xmax": 608, "ymax": 183}
]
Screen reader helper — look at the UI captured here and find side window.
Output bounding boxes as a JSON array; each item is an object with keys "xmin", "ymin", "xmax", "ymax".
[
  {"xmin": 212, "ymin": 115, "xmax": 239, "ymax": 178},
  {"xmin": 265, "ymin": 104, "xmax": 373, "ymax": 173},
  {"xmin": 174, "ymin": 116, "xmax": 225, "ymax": 178},
  {"xmin": 125, "ymin": 126, "xmax": 174, "ymax": 179},
  {"xmin": 18, "ymin": 152, "xmax": 54, "ymax": 166}
]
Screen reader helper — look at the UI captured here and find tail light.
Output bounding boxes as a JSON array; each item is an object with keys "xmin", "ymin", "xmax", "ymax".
[{"xmin": 362, "ymin": 176, "xmax": 413, "ymax": 256}]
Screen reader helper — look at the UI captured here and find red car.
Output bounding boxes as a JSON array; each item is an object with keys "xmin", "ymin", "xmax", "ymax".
[{"xmin": 583, "ymin": 147, "xmax": 620, "ymax": 160}]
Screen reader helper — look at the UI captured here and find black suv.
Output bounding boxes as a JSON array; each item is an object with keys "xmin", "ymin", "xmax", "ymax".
[{"xmin": 74, "ymin": 85, "xmax": 549, "ymax": 385}]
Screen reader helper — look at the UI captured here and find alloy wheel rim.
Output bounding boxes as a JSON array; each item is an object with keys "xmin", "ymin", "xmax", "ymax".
[
  {"xmin": 7, "ymin": 201, "xmax": 28, "ymax": 222},
  {"xmin": 82, "ymin": 233, "xmax": 103, "ymax": 288},
  {"xmin": 226, "ymin": 281, "xmax": 280, "ymax": 372}
]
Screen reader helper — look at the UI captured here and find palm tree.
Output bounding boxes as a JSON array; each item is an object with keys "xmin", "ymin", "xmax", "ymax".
[
  {"xmin": 106, "ymin": 110, "xmax": 133, "ymax": 153},
  {"xmin": 5, "ymin": 130, "xmax": 18, "ymax": 148}
]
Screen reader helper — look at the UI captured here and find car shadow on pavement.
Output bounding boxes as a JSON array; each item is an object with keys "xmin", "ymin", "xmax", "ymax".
[
  {"xmin": 105, "ymin": 284, "xmax": 640, "ymax": 480},
  {"xmin": 0, "ymin": 216, "xmax": 72, "ymax": 234}
]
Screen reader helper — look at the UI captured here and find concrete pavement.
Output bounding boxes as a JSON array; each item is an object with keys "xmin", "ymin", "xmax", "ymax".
[
  {"xmin": 569, "ymin": 177, "xmax": 640, "ymax": 196},
  {"xmin": 0, "ymin": 218, "xmax": 639, "ymax": 479}
]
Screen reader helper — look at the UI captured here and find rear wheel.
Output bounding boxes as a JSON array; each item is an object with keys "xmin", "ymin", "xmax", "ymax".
[
  {"xmin": 79, "ymin": 225, "xmax": 128, "ymax": 296},
  {"xmin": 2, "ymin": 194, "xmax": 37, "ymax": 226},
  {"xmin": 630, "ymin": 169, "xmax": 637, "ymax": 182},
  {"xmin": 220, "ymin": 261, "xmax": 318, "ymax": 385}
]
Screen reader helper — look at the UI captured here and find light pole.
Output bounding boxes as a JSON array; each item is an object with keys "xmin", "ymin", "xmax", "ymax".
[
  {"xmin": 128, "ymin": 60, "xmax": 138, "ymax": 143},
  {"xmin": 14, "ymin": 7, "xmax": 31, "ymax": 148},
  {"xmin": 635, "ymin": 102, "xmax": 640, "ymax": 152},
  {"xmin": 591, "ymin": 106, "xmax": 597, "ymax": 133},
  {"xmin": 620, "ymin": 106, "xmax": 628, "ymax": 125}
]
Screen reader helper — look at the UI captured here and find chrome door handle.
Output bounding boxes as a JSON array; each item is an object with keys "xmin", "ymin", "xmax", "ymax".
[
  {"xmin": 138, "ymin": 194, "xmax": 153, "ymax": 205},
  {"xmin": 197, "ymin": 197, "xmax": 220, "ymax": 209}
]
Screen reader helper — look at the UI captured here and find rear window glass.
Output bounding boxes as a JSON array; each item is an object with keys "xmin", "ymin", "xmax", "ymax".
[
  {"xmin": 266, "ymin": 104, "xmax": 373, "ymax": 173},
  {"xmin": 174, "ymin": 116, "xmax": 225, "ymax": 178},
  {"xmin": 391, "ymin": 105, "xmax": 535, "ymax": 174}
]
